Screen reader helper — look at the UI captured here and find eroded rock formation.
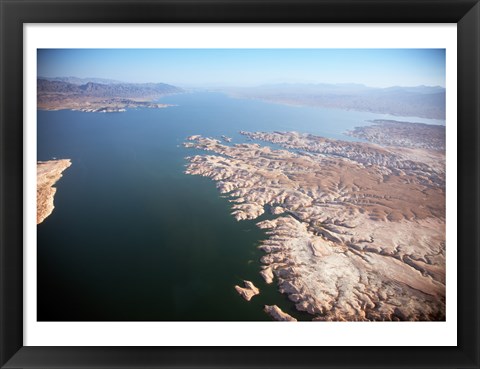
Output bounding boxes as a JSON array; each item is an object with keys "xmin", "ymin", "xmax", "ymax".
[
  {"xmin": 37, "ymin": 159, "xmax": 71, "ymax": 224},
  {"xmin": 235, "ymin": 280, "xmax": 260, "ymax": 301},
  {"xmin": 264, "ymin": 305, "xmax": 297, "ymax": 321},
  {"xmin": 184, "ymin": 130, "xmax": 445, "ymax": 321}
]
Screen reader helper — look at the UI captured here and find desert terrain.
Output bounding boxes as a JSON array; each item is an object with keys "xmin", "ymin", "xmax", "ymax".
[{"xmin": 184, "ymin": 123, "xmax": 446, "ymax": 321}]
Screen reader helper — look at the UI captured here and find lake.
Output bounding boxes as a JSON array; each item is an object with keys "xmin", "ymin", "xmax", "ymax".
[{"xmin": 37, "ymin": 92, "xmax": 444, "ymax": 321}]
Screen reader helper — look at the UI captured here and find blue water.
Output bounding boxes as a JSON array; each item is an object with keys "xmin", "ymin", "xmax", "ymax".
[{"xmin": 37, "ymin": 92, "xmax": 444, "ymax": 321}]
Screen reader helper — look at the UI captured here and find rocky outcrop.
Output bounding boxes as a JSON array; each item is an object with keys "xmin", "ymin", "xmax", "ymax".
[
  {"xmin": 260, "ymin": 266, "xmax": 274, "ymax": 284},
  {"xmin": 37, "ymin": 159, "xmax": 72, "ymax": 224},
  {"xmin": 235, "ymin": 280, "xmax": 260, "ymax": 301},
  {"xmin": 264, "ymin": 305, "xmax": 297, "ymax": 321}
]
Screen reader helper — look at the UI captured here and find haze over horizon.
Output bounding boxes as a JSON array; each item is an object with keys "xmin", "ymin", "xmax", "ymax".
[{"xmin": 38, "ymin": 49, "xmax": 446, "ymax": 88}]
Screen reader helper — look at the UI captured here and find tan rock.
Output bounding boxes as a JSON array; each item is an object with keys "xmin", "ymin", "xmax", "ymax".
[
  {"xmin": 234, "ymin": 280, "xmax": 260, "ymax": 301},
  {"xmin": 37, "ymin": 159, "xmax": 71, "ymax": 224},
  {"xmin": 264, "ymin": 305, "xmax": 297, "ymax": 321},
  {"xmin": 260, "ymin": 266, "xmax": 274, "ymax": 284},
  {"xmin": 185, "ymin": 132, "xmax": 445, "ymax": 321}
]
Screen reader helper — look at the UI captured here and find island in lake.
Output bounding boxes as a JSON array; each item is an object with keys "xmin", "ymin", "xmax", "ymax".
[
  {"xmin": 184, "ymin": 121, "xmax": 445, "ymax": 321},
  {"xmin": 37, "ymin": 159, "xmax": 71, "ymax": 224}
]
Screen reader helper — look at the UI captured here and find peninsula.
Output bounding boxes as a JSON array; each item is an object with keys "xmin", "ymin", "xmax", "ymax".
[
  {"xmin": 37, "ymin": 159, "xmax": 71, "ymax": 224},
  {"xmin": 184, "ymin": 128, "xmax": 445, "ymax": 321}
]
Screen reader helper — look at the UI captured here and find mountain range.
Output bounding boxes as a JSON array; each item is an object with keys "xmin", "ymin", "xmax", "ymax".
[
  {"xmin": 37, "ymin": 78, "xmax": 184, "ymax": 112},
  {"xmin": 38, "ymin": 78, "xmax": 183, "ymax": 99},
  {"xmin": 37, "ymin": 78, "xmax": 446, "ymax": 119},
  {"xmin": 224, "ymin": 83, "xmax": 446, "ymax": 120},
  {"xmin": 39, "ymin": 76, "xmax": 124, "ymax": 85}
]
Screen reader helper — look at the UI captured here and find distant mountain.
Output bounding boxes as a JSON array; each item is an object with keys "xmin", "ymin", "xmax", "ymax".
[
  {"xmin": 37, "ymin": 78, "xmax": 184, "ymax": 112},
  {"xmin": 39, "ymin": 76, "xmax": 124, "ymax": 85},
  {"xmin": 224, "ymin": 83, "xmax": 446, "ymax": 120},
  {"xmin": 382, "ymin": 85, "xmax": 445, "ymax": 94},
  {"xmin": 255, "ymin": 83, "xmax": 373, "ymax": 95},
  {"xmin": 38, "ymin": 79, "xmax": 183, "ymax": 98}
]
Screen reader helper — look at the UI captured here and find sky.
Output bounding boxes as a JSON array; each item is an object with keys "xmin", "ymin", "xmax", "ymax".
[{"xmin": 37, "ymin": 49, "xmax": 446, "ymax": 88}]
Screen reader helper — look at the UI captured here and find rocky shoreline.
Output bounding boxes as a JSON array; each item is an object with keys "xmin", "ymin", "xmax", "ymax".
[
  {"xmin": 184, "ymin": 130, "xmax": 445, "ymax": 321},
  {"xmin": 264, "ymin": 305, "xmax": 297, "ymax": 321},
  {"xmin": 37, "ymin": 159, "xmax": 72, "ymax": 224}
]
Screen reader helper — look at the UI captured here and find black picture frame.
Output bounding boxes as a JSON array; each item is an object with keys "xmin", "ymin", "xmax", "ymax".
[{"xmin": 1, "ymin": 0, "xmax": 479, "ymax": 368}]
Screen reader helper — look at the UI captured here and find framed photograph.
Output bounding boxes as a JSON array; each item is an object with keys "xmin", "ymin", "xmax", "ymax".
[{"xmin": 1, "ymin": 0, "xmax": 479, "ymax": 368}]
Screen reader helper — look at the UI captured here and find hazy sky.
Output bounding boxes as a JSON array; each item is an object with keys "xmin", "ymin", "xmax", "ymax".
[{"xmin": 38, "ymin": 49, "xmax": 446, "ymax": 88}]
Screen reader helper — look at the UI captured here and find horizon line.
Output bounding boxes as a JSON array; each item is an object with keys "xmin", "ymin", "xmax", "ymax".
[{"xmin": 37, "ymin": 76, "xmax": 446, "ymax": 90}]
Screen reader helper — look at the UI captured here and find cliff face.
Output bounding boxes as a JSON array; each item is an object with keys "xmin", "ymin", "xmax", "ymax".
[{"xmin": 37, "ymin": 159, "xmax": 72, "ymax": 224}]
